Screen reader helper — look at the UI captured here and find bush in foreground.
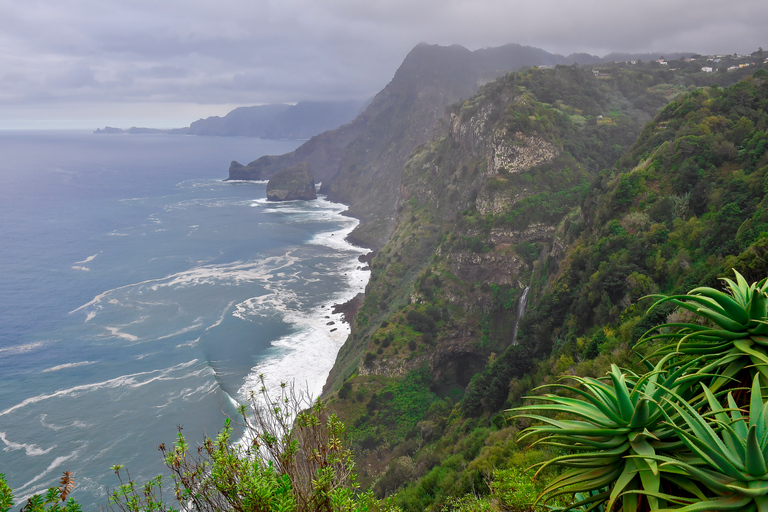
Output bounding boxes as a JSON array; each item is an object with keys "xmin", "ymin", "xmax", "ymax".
[{"xmin": 1, "ymin": 377, "xmax": 399, "ymax": 512}]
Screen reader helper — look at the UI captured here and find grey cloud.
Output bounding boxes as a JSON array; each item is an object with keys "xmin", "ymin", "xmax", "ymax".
[{"xmin": 0, "ymin": 0, "xmax": 765, "ymax": 127}]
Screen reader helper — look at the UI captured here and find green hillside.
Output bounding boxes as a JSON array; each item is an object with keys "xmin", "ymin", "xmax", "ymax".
[{"xmin": 321, "ymin": 64, "xmax": 768, "ymax": 510}]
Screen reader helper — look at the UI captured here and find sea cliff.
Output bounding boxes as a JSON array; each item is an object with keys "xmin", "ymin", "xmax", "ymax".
[{"xmin": 265, "ymin": 163, "xmax": 317, "ymax": 201}]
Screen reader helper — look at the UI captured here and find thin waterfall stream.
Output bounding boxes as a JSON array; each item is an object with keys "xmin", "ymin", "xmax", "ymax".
[{"xmin": 511, "ymin": 286, "xmax": 530, "ymax": 345}]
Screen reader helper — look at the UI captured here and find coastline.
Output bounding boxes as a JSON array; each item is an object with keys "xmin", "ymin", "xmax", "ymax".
[
  {"xmin": 332, "ymin": 292, "xmax": 365, "ymax": 324},
  {"xmin": 236, "ymin": 195, "xmax": 371, "ymax": 404}
]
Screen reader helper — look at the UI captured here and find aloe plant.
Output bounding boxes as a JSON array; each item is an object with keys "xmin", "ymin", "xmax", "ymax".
[
  {"xmin": 512, "ymin": 358, "xmax": 703, "ymax": 512},
  {"xmin": 636, "ymin": 375, "xmax": 768, "ymax": 511},
  {"xmin": 639, "ymin": 270, "xmax": 768, "ymax": 393}
]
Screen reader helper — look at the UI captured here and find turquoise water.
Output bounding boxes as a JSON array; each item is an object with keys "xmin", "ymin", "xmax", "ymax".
[{"xmin": 0, "ymin": 132, "xmax": 369, "ymax": 507}]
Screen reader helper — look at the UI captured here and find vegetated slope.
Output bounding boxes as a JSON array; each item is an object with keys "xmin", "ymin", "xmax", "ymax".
[
  {"xmin": 516, "ymin": 70, "xmax": 768, "ymax": 361},
  {"xmin": 320, "ymin": 63, "xmax": 768, "ymax": 509},
  {"xmin": 449, "ymin": 68, "xmax": 768, "ymax": 512},
  {"xmin": 228, "ymin": 43, "xmax": 604, "ymax": 248}
]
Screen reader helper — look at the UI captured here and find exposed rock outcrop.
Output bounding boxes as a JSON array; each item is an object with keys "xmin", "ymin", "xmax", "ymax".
[
  {"xmin": 489, "ymin": 132, "xmax": 558, "ymax": 176},
  {"xmin": 447, "ymin": 251, "xmax": 524, "ymax": 285},
  {"xmin": 266, "ymin": 163, "xmax": 317, "ymax": 201}
]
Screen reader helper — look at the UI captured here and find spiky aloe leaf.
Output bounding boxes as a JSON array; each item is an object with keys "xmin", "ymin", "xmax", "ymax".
[
  {"xmin": 657, "ymin": 494, "xmax": 754, "ymax": 511},
  {"xmin": 745, "ymin": 425, "xmax": 768, "ymax": 476},
  {"xmin": 688, "ymin": 286, "xmax": 751, "ymax": 325},
  {"xmin": 629, "ymin": 399, "xmax": 650, "ymax": 429},
  {"xmin": 512, "ymin": 361, "xmax": 697, "ymax": 510},
  {"xmin": 641, "ymin": 376, "xmax": 768, "ymax": 511},
  {"xmin": 641, "ymin": 271, "xmax": 768, "ymax": 395}
]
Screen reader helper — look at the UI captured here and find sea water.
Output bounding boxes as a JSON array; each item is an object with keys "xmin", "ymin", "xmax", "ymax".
[{"xmin": 0, "ymin": 131, "xmax": 370, "ymax": 507}]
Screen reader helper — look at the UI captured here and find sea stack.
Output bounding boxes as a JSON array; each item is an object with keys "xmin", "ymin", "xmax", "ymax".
[{"xmin": 266, "ymin": 162, "xmax": 317, "ymax": 201}]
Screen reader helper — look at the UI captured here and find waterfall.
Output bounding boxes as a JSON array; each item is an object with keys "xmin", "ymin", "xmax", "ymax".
[{"xmin": 511, "ymin": 286, "xmax": 530, "ymax": 345}]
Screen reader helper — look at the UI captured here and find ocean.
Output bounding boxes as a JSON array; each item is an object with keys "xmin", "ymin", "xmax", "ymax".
[{"xmin": 0, "ymin": 131, "xmax": 369, "ymax": 508}]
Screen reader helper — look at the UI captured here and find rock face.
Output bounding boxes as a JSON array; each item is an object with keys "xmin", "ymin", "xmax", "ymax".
[
  {"xmin": 228, "ymin": 43, "xmax": 602, "ymax": 248},
  {"xmin": 266, "ymin": 163, "xmax": 317, "ymax": 201}
]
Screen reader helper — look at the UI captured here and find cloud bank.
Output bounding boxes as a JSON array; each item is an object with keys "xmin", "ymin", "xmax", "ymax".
[{"xmin": 0, "ymin": 0, "xmax": 765, "ymax": 128}]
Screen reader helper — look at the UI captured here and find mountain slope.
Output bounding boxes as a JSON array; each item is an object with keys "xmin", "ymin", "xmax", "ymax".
[
  {"xmin": 316, "ymin": 61, "xmax": 767, "ymax": 508},
  {"xmin": 228, "ymin": 43, "xmax": 604, "ymax": 247}
]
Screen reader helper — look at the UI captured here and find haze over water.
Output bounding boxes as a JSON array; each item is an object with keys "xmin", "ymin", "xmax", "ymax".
[{"xmin": 0, "ymin": 131, "xmax": 369, "ymax": 507}]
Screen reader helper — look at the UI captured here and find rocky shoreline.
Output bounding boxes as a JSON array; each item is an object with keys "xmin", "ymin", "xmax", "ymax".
[{"xmin": 331, "ymin": 292, "xmax": 365, "ymax": 324}]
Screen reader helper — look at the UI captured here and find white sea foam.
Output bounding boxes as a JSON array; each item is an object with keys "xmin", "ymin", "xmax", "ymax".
[
  {"xmin": 15, "ymin": 449, "xmax": 81, "ymax": 499},
  {"xmin": 238, "ymin": 201, "xmax": 370, "ymax": 402},
  {"xmin": 0, "ymin": 341, "xmax": 45, "ymax": 356},
  {"xmin": 207, "ymin": 301, "xmax": 236, "ymax": 331},
  {"xmin": 0, "ymin": 360, "xmax": 201, "ymax": 418},
  {"xmin": 104, "ymin": 326, "xmax": 140, "ymax": 342},
  {"xmin": 69, "ymin": 252, "xmax": 299, "ymax": 321},
  {"xmin": 163, "ymin": 197, "xmax": 255, "ymax": 212},
  {"xmin": 225, "ymin": 179, "xmax": 268, "ymax": 185},
  {"xmin": 233, "ymin": 287, "xmax": 300, "ymax": 321},
  {"xmin": 39, "ymin": 414, "xmax": 89, "ymax": 431},
  {"xmin": 156, "ymin": 321, "xmax": 204, "ymax": 340},
  {"xmin": 74, "ymin": 252, "xmax": 100, "ymax": 265},
  {"xmin": 0, "ymin": 432, "xmax": 54, "ymax": 456},
  {"xmin": 42, "ymin": 361, "xmax": 97, "ymax": 373},
  {"xmin": 182, "ymin": 178, "xmax": 234, "ymax": 189},
  {"xmin": 155, "ymin": 381, "xmax": 218, "ymax": 409}
]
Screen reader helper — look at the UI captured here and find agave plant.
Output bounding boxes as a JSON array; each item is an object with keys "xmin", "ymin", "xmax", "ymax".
[
  {"xmin": 639, "ymin": 375, "xmax": 768, "ymax": 511},
  {"xmin": 512, "ymin": 357, "xmax": 704, "ymax": 512},
  {"xmin": 639, "ymin": 270, "xmax": 768, "ymax": 394}
]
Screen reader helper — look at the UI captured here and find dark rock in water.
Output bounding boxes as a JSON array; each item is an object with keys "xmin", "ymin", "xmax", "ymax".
[
  {"xmin": 331, "ymin": 293, "xmax": 365, "ymax": 324},
  {"xmin": 326, "ymin": 321, "xmax": 335, "ymax": 326},
  {"xmin": 266, "ymin": 163, "xmax": 317, "ymax": 201},
  {"xmin": 358, "ymin": 251, "xmax": 376, "ymax": 264}
]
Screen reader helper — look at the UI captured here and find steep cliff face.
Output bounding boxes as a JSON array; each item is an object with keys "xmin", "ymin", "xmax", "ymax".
[
  {"xmin": 227, "ymin": 119, "xmax": 364, "ymax": 182},
  {"xmin": 265, "ymin": 163, "xmax": 317, "ymax": 201},
  {"xmin": 228, "ymin": 43, "xmax": 603, "ymax": 248},
  {"xmin": 318, "ymin": 63, "xmax": 747, "ymax": 492}
]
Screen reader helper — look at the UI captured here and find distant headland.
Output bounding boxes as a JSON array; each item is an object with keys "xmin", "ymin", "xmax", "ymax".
[{"xmin": 94, "ymin": 100, "xmax": 364, "ymax": 139}]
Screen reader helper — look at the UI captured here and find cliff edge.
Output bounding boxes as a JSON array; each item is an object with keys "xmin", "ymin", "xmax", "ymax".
[{"xmin": 265, "ymin": 163, "xmax": 317, "ymax": 201}]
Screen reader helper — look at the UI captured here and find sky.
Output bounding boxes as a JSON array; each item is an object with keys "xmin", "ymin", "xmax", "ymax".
[{"xmin": 1, "ymin": 0, "xmax": 766, "ymax": 129}]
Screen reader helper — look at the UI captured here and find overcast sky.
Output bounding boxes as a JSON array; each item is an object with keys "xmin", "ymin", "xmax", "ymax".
[{"xmin": 1, "ymin": 0, "xmax": 765, "ymax": 129}]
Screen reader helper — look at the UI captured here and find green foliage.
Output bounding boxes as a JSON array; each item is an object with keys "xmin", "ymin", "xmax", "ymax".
[
  {"xmin": 462, "ymin": 345, "xmax": 533, "ymax": 417},
  {"xmin": 520, "ymin": 77, "xmax": 768, "ymax": 354},
  {"xmin": 1, "ymin": 472, "xmax": 82, "ymax": 512},
  {"xmin": 406, "ymin": 310, "xmax": 435, "ymax": 333},
  {"xmin": 109, "ymin": 472, "xmax": 173, "ymax": 512},
  {"xmin": 645, "ymin": 376, "xmax": 768, "ymax": 511},
  {"xmin": 490, "ymin": 182, "xmax": 590, "ymax": 231},
  {"xmin": 491, "ymin": 465, "xmax": 567, "ymax": 510},
  {"xmin": 514, "ymin": 273, "xmax": 768, "ymax": 511},
  {"xmin": 1, "ymin": 474, "xmax": 13, "ymax": 512},
  {"xmin": 513, "ymin": 359, "xmax": 702, "ymax": 511},
  {"xmin": 104, "ymin": 377, "xmax": 400, "ymax": 512},
  {"xmin": 639, "ymin": 270, "xmax": 768, "ymax": 392},
  {"xmin": 331, "ymin": 62, "xmax": 768, "ymax": 512},
  {"xmin": 355, "ymin": 369, "xmax": 438, "ymax": 445}
]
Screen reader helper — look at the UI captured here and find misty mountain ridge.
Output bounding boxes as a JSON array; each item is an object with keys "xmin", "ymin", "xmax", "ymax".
[
  {"xmin": 94, "ymin": 100, "xmax": 364, "ymax": 139},
  {"xmin": 228, "ymin": 42, "xmax": 695, "ymax": 248}
]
